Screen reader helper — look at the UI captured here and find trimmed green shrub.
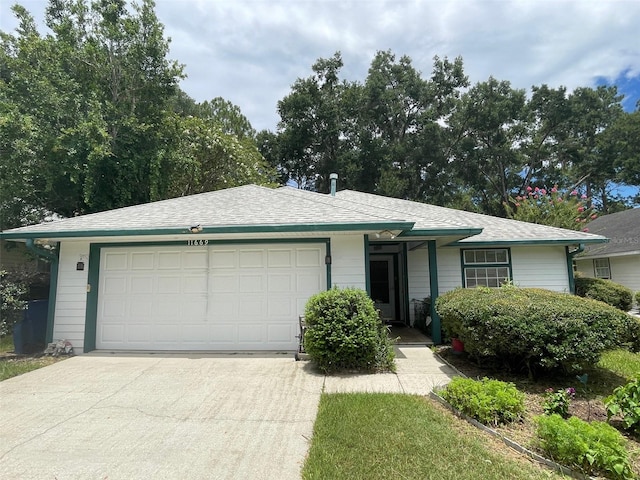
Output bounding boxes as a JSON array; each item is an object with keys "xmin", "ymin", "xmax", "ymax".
[
  {"xmin": 536, "ymin": 414, "xmax": 633, "ymax": 479},
  {"xmin": 575, "ymin": 277, "xmax": 633, "ymax": 312},
  {"xmin": 439, "ymin": 377, "xmax": 525, "ymax": 426},
  {"xmin": 605, "ymin": 378, "xmax": 640, "ymax": 432},
  {"xmin": 436, "ymin": 286, "xmax": 632, "ymax": 375},
  {"xmin": 303, "ymin": 287, "xmax": 395, "ymax": 372}
]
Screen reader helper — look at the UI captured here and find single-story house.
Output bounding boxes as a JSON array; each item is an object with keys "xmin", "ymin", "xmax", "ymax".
[
  {"xmin": 0, "ymin": 181, "xmax": 607, "ymax": 353},
  {"xmin": 574, "ymin": 208, "xmax": 640, "ymax": 297}
]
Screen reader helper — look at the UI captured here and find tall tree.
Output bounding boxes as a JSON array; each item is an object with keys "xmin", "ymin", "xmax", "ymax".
[{"xmin": 448, "ymin": 77, "xmax": 527, "ymax": 216}]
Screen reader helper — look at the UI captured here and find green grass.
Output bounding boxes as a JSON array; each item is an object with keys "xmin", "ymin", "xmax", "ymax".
[
  {"xmin": 598, "ymin": 349, "xmax": 640, "ymax": 380},
  {"xmin": 0, "ymin": 335, "xmax": 60, "ymax": 381},
  {"xmin": 302, "ymin": 393, "xmax": 561, "ymax": 480}
]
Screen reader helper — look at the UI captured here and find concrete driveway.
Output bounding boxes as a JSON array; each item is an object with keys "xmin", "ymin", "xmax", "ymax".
[
  {"xmin": 0, "ymin": 353, "xmax": 325, "ymax": 480},
  {"xmin": 0, "ymin": 347, "xmax": 455, "ymax": 480}
]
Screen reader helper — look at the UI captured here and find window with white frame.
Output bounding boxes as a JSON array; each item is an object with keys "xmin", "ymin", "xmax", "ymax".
[
  {"xmin": 462, "ymin": 248, "xmax": 511, "ymax": 288},
  {"xmin": 593, "ymin": 258, "xmax": 611, "ymax": 279}
]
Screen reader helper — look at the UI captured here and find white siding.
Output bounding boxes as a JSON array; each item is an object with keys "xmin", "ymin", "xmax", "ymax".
[
  {"xmin": 511, "ymin": 246, "xmax": 570, "ymax": 292},
  {"xmin": 576, "ymin": 255, "xmax": 640, "ymax": 297},
  {"xmin": 53, "ymin": 241, "xmax": 90, "ymax": 353},
  {"xmin": 437, "ymin": 248, "xmax": 463, "ymax": 295},
  {"xmin": 330, "ymin": 235, "xmax": 366, "ymax": 289},
  {"xmin": 407, "ymin": 247, "xmax": 430, "ymax": 324},
  {"xmin": 434, "ymin": 245, "xmax": 570, "ymax": 294}
]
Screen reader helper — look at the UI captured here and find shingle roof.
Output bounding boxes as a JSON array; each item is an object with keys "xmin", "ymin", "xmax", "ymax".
[
  {"xmin": 334, "ymin": 190, "xmax": 605, "ymax": 244},
  {"xmin": 0, "ymin": 185, "xmax": 608, "ymax": 245},
  {"xmin": 577, "ymin": 208, "xmax": 640, "ymax": 258}
]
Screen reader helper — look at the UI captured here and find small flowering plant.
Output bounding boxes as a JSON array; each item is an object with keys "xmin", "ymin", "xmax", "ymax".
[
  {"xmin": 504, "ymin": 185, "xmax": 597, "ymax": 231},
  {"xmin": 542, "ymin": 387, "xmax": 576, "ymax": 418}
]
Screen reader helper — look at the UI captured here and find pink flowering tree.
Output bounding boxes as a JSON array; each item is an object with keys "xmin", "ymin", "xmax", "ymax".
[{"xmin": 504, "ymin": 186, "xmax": 597, "ymax": 231}]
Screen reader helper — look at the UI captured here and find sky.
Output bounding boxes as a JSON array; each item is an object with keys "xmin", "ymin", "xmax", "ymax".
[
  {"xmin": 2, "ymin": 0, "xmax": 639, "ymax": 132},
  {"xmin": 1, "ymin": 0, "xmax": 639, "ymax": 198}
]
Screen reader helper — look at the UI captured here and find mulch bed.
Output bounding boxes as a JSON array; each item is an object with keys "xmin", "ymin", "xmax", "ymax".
[{"xmin": 434, "ymin": 346, "xmax": 640, "ymax": 478}]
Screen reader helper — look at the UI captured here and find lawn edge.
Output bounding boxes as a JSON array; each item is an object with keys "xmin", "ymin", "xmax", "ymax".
[{"xmin": 429, "ymin": 391, "xmax": 595, "ymax": 480}]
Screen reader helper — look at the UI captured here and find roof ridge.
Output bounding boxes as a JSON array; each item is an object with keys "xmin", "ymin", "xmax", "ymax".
[{"xmin": 274, "ymin": 187, "xmax": 410, "ymax": 223}]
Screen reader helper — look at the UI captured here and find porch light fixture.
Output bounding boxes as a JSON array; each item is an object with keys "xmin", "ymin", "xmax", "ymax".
[
  {"xmin": 189, "ymin": 224, "xmax": 203, "ymax": 233},
  {"xmin": 375, "ymin": 230, "xmax": 396, "ymax": 240},
  {"xmin": 325, "ymin": 255, "xmax": 332, "ymax": 265}
]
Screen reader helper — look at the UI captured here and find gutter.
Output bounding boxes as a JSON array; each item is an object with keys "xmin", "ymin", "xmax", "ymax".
[
  {"xmin": 566, "ymin": 243, "xmax": 585, "ymax": 295},
  {"xmin": 25, "ymin": 239, "xmax": 59, "ymax": 343}
]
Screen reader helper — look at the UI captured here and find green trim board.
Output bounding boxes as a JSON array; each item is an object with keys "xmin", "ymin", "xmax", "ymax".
[
  {"xmin": 566, "ymin": 244, "xmax": 585, "ymax": 295},
  {"xmin": 82, "ymin": 238, "xmax": 331, "ymax": 353},
  {"xmin": 0, "ymin": 221, "xmax": 415, "ymax": 240},
  {"xmin": 402, "ymin": 243, "xmax": 410, "ymax": 326},
  {"xmin": 364, "ymin": 235, "xmax": 371, "ymax": 296},
  {"xmin": 459, "ymin": 247, "xmax": 513, "ymax": 288},
  {"xmin": 427, "ymin": 240, "xmax": 441, "ymax": 344},
  {"xmin": 448, "ymin": 238, "xmax": 607, "ymax": 247},
  {"xmin": 83, "ymin": 244, "xmax": 101, "ymax": 352},
  {"xmin": 397, "ymin": 228, "xmax": 482, "ymax": 238}
]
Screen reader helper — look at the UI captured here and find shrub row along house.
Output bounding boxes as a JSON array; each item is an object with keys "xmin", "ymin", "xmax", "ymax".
[
  {"xmin": 574, "ymin": 208, "xmax": 640, "ymax": 298},
  {"xmin": 0, "ymin": 180, "xmax": 606, "ymax": 353}
]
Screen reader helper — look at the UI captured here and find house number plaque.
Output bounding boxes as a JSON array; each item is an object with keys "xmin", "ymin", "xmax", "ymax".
[{"xmin": 187, "ymin": 239, "xmax": 209, "ymax": 246}]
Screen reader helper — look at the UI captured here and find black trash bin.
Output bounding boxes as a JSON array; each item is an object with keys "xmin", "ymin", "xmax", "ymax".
[{"xmin": 13, "ymin": 300, "xmax": 49, "ymax": 354}]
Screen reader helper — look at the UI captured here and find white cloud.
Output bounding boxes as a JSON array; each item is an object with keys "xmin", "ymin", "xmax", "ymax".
[{"xmin": 2, "ymin": 0, "xmax": 639, "ymax": 131}]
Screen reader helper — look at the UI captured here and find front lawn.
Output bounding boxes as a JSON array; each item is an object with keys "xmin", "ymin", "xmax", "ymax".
[
  {"xmin": 302, "ymin": 392, "xmax": 562, "ymax": 480},
  {"xmin": 0, "ymin": 335, "xmax": 62, "ymax": 381}
]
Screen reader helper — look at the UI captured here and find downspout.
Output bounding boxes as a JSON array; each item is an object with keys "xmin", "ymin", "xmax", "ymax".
[
  {"xmin": 566, "ymin": 243, "xmax": 585, "ymax": 295},
  {"xmin": 26, "ymin": 239, "xmax": 59, "ymax": 343}
]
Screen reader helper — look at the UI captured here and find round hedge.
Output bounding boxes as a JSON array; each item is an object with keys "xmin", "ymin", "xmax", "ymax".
[
  {"xmin": 575, "ymin": 276, "xmax": 633, "ymax": 311},
  {"xmin": 435, "ymin": 286, "xmax": 635, "ymax": 375},
  {"xmin": 303, "ymin": 287, "xmax": 395, "ymax": 372}
]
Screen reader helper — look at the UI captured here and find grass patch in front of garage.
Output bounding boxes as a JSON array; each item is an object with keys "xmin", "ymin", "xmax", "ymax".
[
  {"xmin": 302, "ymin": 392, "xmax": 562, "ymax": 480},
  {"xmin": 0, "ymin": 335, "xmax": 62, "ymax": 381}
]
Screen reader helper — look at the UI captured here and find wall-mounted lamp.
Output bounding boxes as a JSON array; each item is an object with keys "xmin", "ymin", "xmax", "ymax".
[
  {"xmin": 325, "ymin": 255, "xmax": 332, "ymax": 265},
  {"xmin": 189, "ymin": 224, "xmax": 203, "ymax": 233},
  {"xmin": 374, "ymin": 230, "xmax": 396, "ymax": 240},
  {"xmin": 76, "ymin": 254, "xmax": 88, "ymax": 271}
]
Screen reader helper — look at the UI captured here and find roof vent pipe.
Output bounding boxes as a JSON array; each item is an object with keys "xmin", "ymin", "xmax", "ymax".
[{"xmin": 329, "ymin": 173, "xmax": 338, "ymax": 196}]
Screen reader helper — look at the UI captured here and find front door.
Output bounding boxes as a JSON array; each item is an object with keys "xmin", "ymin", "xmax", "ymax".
[{"xmin": 370, "ymin": 255, "xmax": 395, "ymax": 322}]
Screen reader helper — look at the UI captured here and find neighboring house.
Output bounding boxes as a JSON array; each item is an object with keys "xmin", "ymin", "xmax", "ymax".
[
  {"xmin": 575, "ymin": 208, "xmax": 640, "ymax": 297},
  {"xmin": 0, "ymin": 183, "xmax": 607, "ymax": 353}
]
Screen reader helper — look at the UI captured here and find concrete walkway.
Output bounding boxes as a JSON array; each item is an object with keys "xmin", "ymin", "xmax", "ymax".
[{"xmin": 0, "ymin": 347, "xmax": 455, "ymax": 480}]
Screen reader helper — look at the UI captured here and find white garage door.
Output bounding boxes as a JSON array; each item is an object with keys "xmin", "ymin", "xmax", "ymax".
[{"xmin": 96, "ymin": 243, "xmax": 326, "ymax": 350}]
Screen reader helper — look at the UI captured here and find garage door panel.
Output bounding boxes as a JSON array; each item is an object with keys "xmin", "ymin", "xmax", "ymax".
[
  {"xmin": 297, "ymin": 248, "xmax": 322, "ymax": 267},
  {"xmin": 158, "ymin": 252, "xmax": 182, "ymax": 269},
  {"xmin": 238, "ymin": 324, "xmax": 265, "ymax": 343},
  {"xmin": 211, "ymin": 325, "xmax": 236, "ymax": 343},
  {"xmin": 97, "ymin": 243, "xmax": 325, "ymax": 350},
  {"xmin": 183, "ymin": 251, "xmax": 207, "ymax": 268},
  {"xmin": 239, "ymin": 274, "xmax": 264, "ymax": 292},
  {"xmin": 267, "ymin": 296, "xmax": 293, "ymax": 317},
  {"xmin": 130, "ymin": 276, "xmax": 154, "ymax": 294},
  {"xmin": 268, "ymin": 273, "xmax": 292, "ymax": 292},
  {"xmin": 104, "ymin": 252, "xmax": 128, "ymax": 270},
  {"xmin": 268, "ymin": 249, "xmax": 292, "ymax": 267},
  {"xmin": 239, "ymin": 298, "xmax": 266, "ymax": 316},
  {"xmin": 131, "ymin": 252, "xmax": 155, "ymax": 270},
  {"xmin": 297, "ymin": 273, "xmax": 323, "ymax": 292},
  {"xmin": 210, "ymin": 274, "xmax": 238, "ymax": 292},
  {"xmin": 268, "ymin": 324, "xmax": 294, "ymax": 343},
  {"xmin": 104, "ymin": 277, "xmax": 127, "ymax": 294},
  {"xmin": 211, "ymin": 250, "xmax": 236, "ymax": 268},
  {"xmin": 239, "ymin": 250, "xmax": 264, "ymax": 268},
  {"xmin": 102, "ymin": 298, "xmax": 126, "ymax": 318},
  {"xmin": 183, "ymin": 275, "xmax": 207, "ymax": 293}
]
